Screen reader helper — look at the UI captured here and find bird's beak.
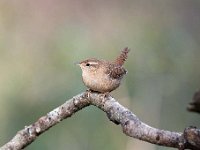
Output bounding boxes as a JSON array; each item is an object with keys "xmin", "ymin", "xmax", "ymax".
[{"xmin": 74, "ymin": 61, "xmax": 80, "ymax": 66}]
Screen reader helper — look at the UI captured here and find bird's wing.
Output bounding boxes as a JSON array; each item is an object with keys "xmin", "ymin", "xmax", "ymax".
[{"xmin": 106, "ymin": 64, "xmax": 127, "ymax": 79}]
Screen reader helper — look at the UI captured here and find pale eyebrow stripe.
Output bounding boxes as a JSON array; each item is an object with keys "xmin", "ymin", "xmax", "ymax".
[{"xmin": 89, "ymin": 62, "xmax": 98, "ymax": 65}]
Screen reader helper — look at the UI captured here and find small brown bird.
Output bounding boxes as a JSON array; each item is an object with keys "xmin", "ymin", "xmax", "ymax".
[{"xmin": 77, "ymin": 47, "xmax": 130, "ymax": 93}]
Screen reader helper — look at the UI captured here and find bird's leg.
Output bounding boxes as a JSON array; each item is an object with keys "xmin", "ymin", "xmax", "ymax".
[
  {"xmin": 85, "ymin": 88, "xmax": 93, "ymax": 98},
  {"xmin": 99, "ymin": 92, "xmax": 111, "ymax": 100},
  {"xmin": 86, "ymin": 88, "xmax": 93, "ymax": 92},
  {"xmin": 85, "ymin": 89, "xmax": 111, "ymax": 100},
  {"xmin": 104, "ymin": 92, "xmax": 110, "ymax": 98}
]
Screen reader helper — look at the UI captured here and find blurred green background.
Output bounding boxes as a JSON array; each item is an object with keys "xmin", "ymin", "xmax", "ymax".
[{"xmin": 0, "ymin": 0, "xmax": 200, "ymax": 150}]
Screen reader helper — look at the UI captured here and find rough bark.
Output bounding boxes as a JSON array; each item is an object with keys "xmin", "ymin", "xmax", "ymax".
[
  {"xmin": 0, "ymin": 93, "xmax": 91, "ymax": 150},
  {"xmin": 0, "ymin": 92, "xmax": 200, "ymax": 150}
]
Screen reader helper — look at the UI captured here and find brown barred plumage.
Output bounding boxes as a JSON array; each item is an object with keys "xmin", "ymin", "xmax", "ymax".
[
  {"xmin": 107, "ymin": 64, "xmax": 127, "ymax": 79},
  {"xmin": 115, "ymin": 47, "xmax": 130, "ymax": 66}
]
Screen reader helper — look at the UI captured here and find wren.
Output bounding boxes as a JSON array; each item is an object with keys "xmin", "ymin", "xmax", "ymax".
[{"xmin": 77, "ymin": 47, "xmax": 130, "ymax": 93}]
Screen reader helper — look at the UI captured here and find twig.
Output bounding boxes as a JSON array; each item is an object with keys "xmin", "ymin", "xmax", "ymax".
[
  {"xmin": 188, "ymin": 90, "xmax": 200, "ymax": 113},
  {"xmin": 0, "ymin": 92, "xmax": 200, "ymax": 150}
]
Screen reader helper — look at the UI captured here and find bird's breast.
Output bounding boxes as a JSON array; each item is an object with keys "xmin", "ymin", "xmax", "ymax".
[{"xmin": 82, "ymin": 71, "xmax": 121, "ymax": 93}]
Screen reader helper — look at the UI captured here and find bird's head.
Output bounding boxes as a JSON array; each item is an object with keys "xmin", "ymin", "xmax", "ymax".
[{"xmin": 77, "ymin": 58, "xmax": 102, "ymax": 74}]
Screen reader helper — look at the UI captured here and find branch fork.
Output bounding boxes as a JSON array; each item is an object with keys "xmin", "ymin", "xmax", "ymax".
[{"xmin": 0, "ymin": 91, "xmax": 199, "ymax": 150}]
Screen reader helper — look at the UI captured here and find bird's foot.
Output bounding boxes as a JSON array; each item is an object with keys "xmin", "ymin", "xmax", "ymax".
[
  {"xmin": 103, "ymin": 92, "xmax": 110, "ymax": 98},
  {"xmin": 100, "ymin": 92, "xmax": 111, "ymax": 100},
  {"xmin": 86, "ymin": 88, "xmax": 93, "ymax": 92},
  {"xmin": 85, "ymin": 89, "xmax": 93, "ymax": 98}
]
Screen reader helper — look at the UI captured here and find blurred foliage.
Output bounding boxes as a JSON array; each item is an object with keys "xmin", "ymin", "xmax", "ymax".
[{"xmin": 0, "ymin": 0, "xmax": 200, "ymax": 150}]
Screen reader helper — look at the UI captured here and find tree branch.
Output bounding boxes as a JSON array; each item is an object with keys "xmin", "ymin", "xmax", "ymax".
[
  {"xmin": 188, "ymin": 90, "xmax": 200, "ymax": 114},
  {"xmin": 1, "ymin": 92, "xmax": 200, "ymax": 150},
  {"xmin": 0, "ymin": 93, "xmax": 91, "ymax": 150}
]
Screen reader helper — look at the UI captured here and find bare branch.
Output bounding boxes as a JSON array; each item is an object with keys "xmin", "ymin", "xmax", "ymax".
[
  {"xmin": 0, "ymin": 93, "xmax": 90, "ymax": 150},
  {"xmin": 1, "ymin": 92, "xmax": 200, "ymax": 150},
  {"xmin": 88, "ymin": 92, "xmax": 184, "ymax": 149},
  {"xmin": 183, "ymin": 127, "xmax": 200, "ymax": 150}
]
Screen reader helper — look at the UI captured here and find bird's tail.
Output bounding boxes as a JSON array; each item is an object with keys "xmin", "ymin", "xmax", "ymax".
[{"xmin": 115, "ymin": 47, "xmax": 130, "ymax": 66}]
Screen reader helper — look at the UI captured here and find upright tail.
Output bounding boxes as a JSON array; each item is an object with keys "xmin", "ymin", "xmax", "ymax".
[{"xmin": 115, "ymin": 47, "xmax": 130, "ymax": 66}]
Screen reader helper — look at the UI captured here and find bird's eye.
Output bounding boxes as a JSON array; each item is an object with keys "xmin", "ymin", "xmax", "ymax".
[{"xmin": 86, "ymin": 63, "xmax": 90, "ymax": 66}]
